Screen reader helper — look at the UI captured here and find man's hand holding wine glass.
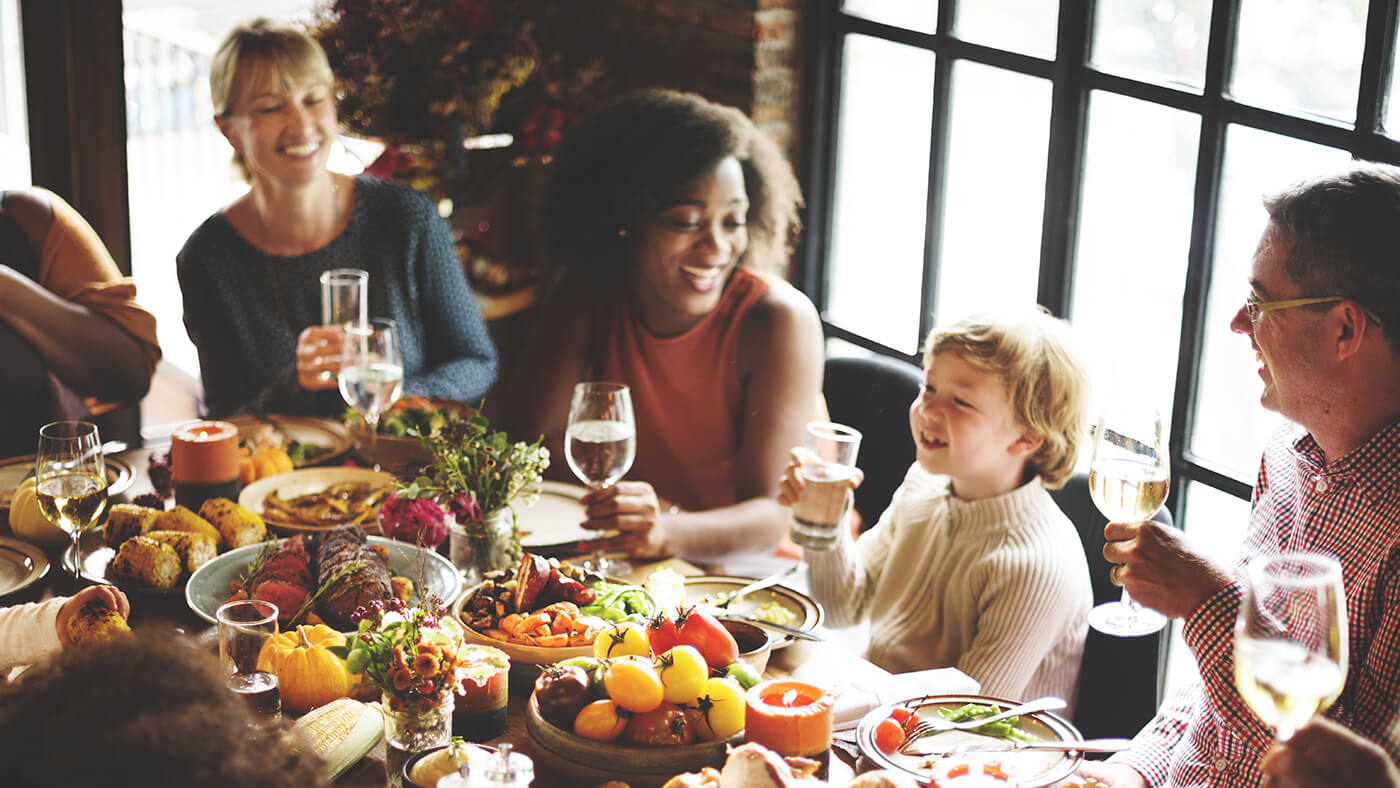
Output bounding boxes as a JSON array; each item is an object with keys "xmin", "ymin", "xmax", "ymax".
[{"xmin": 1102, "ymin": 518, "xmax": 1232, "ymax": 620}]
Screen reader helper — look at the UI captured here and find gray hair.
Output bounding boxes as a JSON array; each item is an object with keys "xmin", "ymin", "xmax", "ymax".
[{"xmin": 1264, "ymin": 161, "xmax": 1400, "ymax": 349}]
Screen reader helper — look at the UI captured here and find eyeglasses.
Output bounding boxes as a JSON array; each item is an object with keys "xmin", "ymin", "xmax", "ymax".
[{"xmin": 1244, "ymin": 293, "xmax": 1383, "ymax": 327}]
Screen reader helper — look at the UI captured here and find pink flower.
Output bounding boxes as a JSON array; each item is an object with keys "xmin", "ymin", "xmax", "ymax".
[
  {"xmin": 446, "ymin": 490, "xmax": 483, "ymax": 523},
  {"xmin": 379, "ymin": 492, "xmax": 449, "ymax": 548}
]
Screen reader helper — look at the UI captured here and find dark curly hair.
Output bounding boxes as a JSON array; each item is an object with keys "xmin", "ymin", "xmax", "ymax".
[
  {"xmin": 544, "ymin": 89, "xmax": 803, "ymax": 278},
  {"xmin": 0, "ymin": 638, "xmax": 327, "ymax": 788}
]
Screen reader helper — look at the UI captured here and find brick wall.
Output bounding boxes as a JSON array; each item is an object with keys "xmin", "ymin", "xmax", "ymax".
[{"xmin": 555, "ymin": 0, "xmax": 805, "ymax": 164}]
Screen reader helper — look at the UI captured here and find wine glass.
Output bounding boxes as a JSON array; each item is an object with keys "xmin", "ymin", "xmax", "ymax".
[
  {"xmin": 35, "ymin": 420, "xmax": 110, "ymax": 579},
  {"xmin": 565, "ymin": 382, "xmax": 636, "ymax": 576},
  {"xmin": 1234, "ymin": 552, "xmax": 1347, "ymax": 742},
  {"xmin": 339, "ymin": 318, "xmax": 404, "ymax": 470},
  {"xmin": 1086, "ymin": 403, "xmax": 1171, "ymax": 637}
]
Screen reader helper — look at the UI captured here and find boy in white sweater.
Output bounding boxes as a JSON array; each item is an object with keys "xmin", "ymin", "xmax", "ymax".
[{"xmin": 780, "ymin": 308, "xmax": 1093, "ymax": 706}]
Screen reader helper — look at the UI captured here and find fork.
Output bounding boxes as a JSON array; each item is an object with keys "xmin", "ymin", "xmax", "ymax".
[
  {"xmin": 897, "ymin": 696, "xmax": 1067, "ymax": 753},
  {"xmin": 712, "ymin": 562, "xmax": 801, "ymax": 610}
]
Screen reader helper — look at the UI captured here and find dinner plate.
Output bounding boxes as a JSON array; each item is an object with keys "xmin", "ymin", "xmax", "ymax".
[
  {"xmin": 238, "ymin": 467, "xmax": 395, "ymax": 535},
  {"xmin": 185, "ymin": 534, "xmax": 462, "ymax": 625},
  {"xmin": 63, "ymin": 530, "xmax": 183, "ymax": 594},
  {"xmin": 0, "ymin": 535, "xmax": 49, "ymax": 599},
  {"xmin": 0, "ymin": 453, "xmax": 134, "ymax": 510},
  {"xmin": 515, "ymin": 481, "xmax": 591, "ymax": 552},
  {"xmin": 856, "ymin": 694, "xmax": 1083, "ymax": 787},
  {"xmin": 224, "ymin": 414, "xmax": 352, "ymax": 467},
  {"xmin": 681, "ymin": 575, "xmax": 822, "ymax": 648}
]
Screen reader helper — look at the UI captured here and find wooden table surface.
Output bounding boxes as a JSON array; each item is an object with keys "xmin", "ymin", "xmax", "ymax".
[{"xmin": 2, "ymin": 446, "xmax": 975, "ymax": 787}]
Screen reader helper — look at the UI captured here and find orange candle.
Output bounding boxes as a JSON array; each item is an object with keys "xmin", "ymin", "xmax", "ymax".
[
  {"xmin": 170, "ymin": 421, "xmax": 241, "ymax": 511},
  {"xmin": 744, "ymin": 679, "xmax": 834, "ymax": 759}
]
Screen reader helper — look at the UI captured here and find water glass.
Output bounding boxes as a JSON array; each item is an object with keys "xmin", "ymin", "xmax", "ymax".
[
  {"xmin": 790, "ymin": 421, "xmax": 862, "ymax": 550},
  {"xmin": 217, "ymin": 599, "xmax": 281, "ymax": 721},
  {"xmin": 320, "ymin": 267, "xmax": 368, "ymax": 328}
]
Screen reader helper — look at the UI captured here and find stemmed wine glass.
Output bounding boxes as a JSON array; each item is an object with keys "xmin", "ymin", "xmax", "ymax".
[
  {"xmin": 1234, "ymin": 552, "xmax": 1347, "ymax": 742},
  {"xmin": 1087, "ymin": 402, "xmax": 1171, "ymax": 637},
  {"xmin": 565, "ymin": 382, "xmax": 636, "ymax": 576},
  {"xmin": 36, "ymin": 420, "xmax": 110, "ymax": 579},
  {"xmin": 339, "ymin": 318, "xmax": 404, "ymax": 470}
]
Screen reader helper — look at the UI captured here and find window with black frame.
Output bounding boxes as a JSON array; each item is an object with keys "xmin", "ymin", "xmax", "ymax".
[{"xmin": 801, "ymin": 0, "xmax": 1395, "ymax": 690}]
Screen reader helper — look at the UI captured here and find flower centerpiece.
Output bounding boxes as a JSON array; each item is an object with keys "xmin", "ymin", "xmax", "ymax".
[
  {"xmin": 338, "ymin": 595, "xmax": 466, "ymax": 752},
  {"xmin": 395, "ymin": 408, "xmax": 549, "ymax": 582}
]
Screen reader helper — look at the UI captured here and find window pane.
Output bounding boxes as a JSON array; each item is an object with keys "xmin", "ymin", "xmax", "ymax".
[
  {"xmin": 1070, "ymin": 92, "xmax": 1198, "ymax": 424},
  {"xmin": 0, "ymin": 0, "xmax": 28, "ymax": 184},
  {"xmin": 1388, "ymin": 10, "xmax": 1400, "ymax": 134},
  {"xmin": 842, "ymin": 0, "xmax": 937, "ymax": 34},
  {"xmin": 935, "ymin": 62, "xmax": 1049, "ymax": 322},
  {"xmin": 1231, "ymin": 0, "xmax": 1366, "ymax": 123},
  {"xmin": 1163, "ymin": 482, "xmax": 1254, "ymax": 697},
  {"xmin": 124, "ymin": 2, "xmax": 324, "ymax": 378},
  {"xmin": 1191, "ymin": 127, "xmax": 1348, "ymax": 476},
  {"xmin": 826, "ymin": 34, "xmax": 935, "ymax": 355},
  {"xmin": 1091, "ymin": 0, "xmax": 1210, "ymax": 91},
  {"xmin": 955, "ymin": 0, "xmax": 1057, "ymax": 59}
]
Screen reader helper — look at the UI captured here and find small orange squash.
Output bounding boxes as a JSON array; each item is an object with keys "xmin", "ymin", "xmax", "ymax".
[{"xmin": 257, "ymin": 624, "xmax": 357, "ymax": 714}]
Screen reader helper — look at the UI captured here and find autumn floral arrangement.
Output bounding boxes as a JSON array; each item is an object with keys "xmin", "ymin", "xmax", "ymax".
[
  {"xmin": 338, "ymin": 594, "xmax": 467, "ymax": 713},
  {"xmin": 313, "ymin": 0, "xmax": 607, "ymax": 202}
]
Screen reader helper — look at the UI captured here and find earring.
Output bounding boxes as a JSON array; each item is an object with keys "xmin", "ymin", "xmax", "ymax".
[{"xmin": 617, "ymin": 228, "xmax": 628, "ymax": 237}]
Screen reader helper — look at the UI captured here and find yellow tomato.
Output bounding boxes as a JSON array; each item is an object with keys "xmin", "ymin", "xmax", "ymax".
[
  {"xmin": 657, "ymin": 645, "xmax": 708, "ymax": 705},
  {"xmin": 687, "ymin": 676, "xmax": 746, "ymax": 741},
  {"xmin": 573, "ymin": 699, "xmax": 628, "ymax": 742},
  {"xmin": 593, "ymin": 622, "xmax": 650, "ymax": 660},
  {"xmin": 604, "ymin": 658, "xmax": 664, "ymax": 713}
]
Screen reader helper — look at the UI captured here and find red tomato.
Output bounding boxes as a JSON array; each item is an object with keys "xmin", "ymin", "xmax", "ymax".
[
  {"xmin": 673, "ymin": 606, "xmax": 739, "ymax": 668},
  {"xmin": 873, "ymin": 717, "xmax": 906, "ymax": 754},
  {"xmin": 889, "ymin": 706, "xmax": 921, "ymax": 735},
  {"xmin": 622, "ymin": 701, "xmax": 694, "ymax": 746},
  {"xmin": 647, "ymin": 610, "xmax": 680, "ymax": 655}
]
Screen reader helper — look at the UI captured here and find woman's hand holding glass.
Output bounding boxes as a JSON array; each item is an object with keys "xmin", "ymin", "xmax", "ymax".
[{"xmin": 1234, "ymin": 552, "xmax": 1347, "ymax": 743}]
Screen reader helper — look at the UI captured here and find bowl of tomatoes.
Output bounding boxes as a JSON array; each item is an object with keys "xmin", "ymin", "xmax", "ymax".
[{"xmin": 523, "ymin": 609, "xmax": 759, "ymax": 787}]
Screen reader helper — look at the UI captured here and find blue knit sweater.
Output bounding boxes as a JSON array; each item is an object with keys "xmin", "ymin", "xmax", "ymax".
[{"xmin": 177, "ymin": 175, "xmax": 497, "ymax": 417}]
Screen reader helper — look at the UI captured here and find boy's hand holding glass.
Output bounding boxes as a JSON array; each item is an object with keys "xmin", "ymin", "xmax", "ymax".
[{"xmin": 785, "ymin": 422, "xmax": 862, "ymax": 551}]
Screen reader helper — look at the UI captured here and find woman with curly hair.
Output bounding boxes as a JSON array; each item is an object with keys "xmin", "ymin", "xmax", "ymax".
[
  {"xmin": 0, "ymin": 638, "xmax": 327, "ymax": 787},
  {"xmin": 504, "ymin": 89, "xmax": 824, "ymax": 568}
]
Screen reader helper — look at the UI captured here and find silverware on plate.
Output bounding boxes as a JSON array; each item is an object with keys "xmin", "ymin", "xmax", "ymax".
[
  {"xmin": 717, "ymin": 611, "xmax": 823, "ymax": 641},
  {"xmin": 713, "ymin": 562, "xmax": 801, "ymax": 609},
  {"xmin": 898, "ymin": 696, "xmax": 1067, "ymax": 751},
  {"xmin": 910, "ymin": 737, "xmax": 1134, "ymax": 757}
]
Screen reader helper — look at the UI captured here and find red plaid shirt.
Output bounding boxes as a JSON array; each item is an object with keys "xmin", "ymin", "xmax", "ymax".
[{"xmin": 1114, "ymin": 418, "xmax": 1400, "ymax": 787}]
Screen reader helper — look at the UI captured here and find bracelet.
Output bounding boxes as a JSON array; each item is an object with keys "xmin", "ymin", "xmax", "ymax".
[{"xmin": 667, "ymin": 505, "xmax": 680, "ymax": 515}]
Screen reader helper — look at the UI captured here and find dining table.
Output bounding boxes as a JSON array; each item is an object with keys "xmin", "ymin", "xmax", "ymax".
[{"xmin": 1, "ymin": 442, "xmax": 981, "ymax": 787}]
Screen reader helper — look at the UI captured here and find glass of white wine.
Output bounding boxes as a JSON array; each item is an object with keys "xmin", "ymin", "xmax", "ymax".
[
  {"xmin": 565, "ymin": 382, "xmax": 636, "ymax": 576},
  {"xmin": 35, "ymin": 420, "xmax": 109, "ymax": 579},
  {"xmin": 339, "ymin": 318, "xmax": 404, "ymax": 470},
  {"xmin": 1234, "ymin": 552, "xmax": 1347, "ymax": 742},
  {"xmin": 1087, "ymin": 402, "xmax": 1171, "ymax": 637}
]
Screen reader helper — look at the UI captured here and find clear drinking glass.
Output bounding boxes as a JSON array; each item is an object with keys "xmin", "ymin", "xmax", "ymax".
[
  {"xmin": 1234, "ymin": 552, "xmax": 1347, "ymax": 742},
  {"xmin": 216, "ymin": 599, "xmax": 281, "ymax": 721},
  {"xmin": 339, "ymin": 318, "xmax": 404, "ymax": 469},
  {"xmin": 565, "ymin": 382, "xmax": 636, "ymax": 576},
  {"xmin": 790, "ymin": 421, "xmax": 862, "ymax": 551},
  {"xmin": 1087, "ymin": 403, "xmax": 1171, "ymax": 637},
  {"xmin": 319, "ymin": 268, "xmax": 369, "ymax": 383},
  {"xmin": 35, "ymin": 420, "xmax": 109, "ymax": 579}
]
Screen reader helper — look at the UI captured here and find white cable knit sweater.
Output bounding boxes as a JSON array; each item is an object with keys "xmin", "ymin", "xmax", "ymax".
[
  {"xmin": 807, "ymin": 463, "xmax": 1091, "ymax": 708},
  {"xmin": 0, "ymin": 596, "xmax": 63, "ymax": 673}
]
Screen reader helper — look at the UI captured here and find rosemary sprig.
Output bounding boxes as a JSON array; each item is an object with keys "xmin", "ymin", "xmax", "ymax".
[
  {"xmin": 288, "ymin": 560, "xmax": 368, "ymax": 627},
  {"xmin": 237, "ymin": 539, "xmax": 281, "ymax": 590}
]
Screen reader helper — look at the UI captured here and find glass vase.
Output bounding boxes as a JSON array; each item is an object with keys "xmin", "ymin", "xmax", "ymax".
[
  {"xmin": 382, "ymin": 691, "xmax": 454, "ymax": 755},
  {"xmin": 449, "ymin": 508, "xmax": 519, "ymax": 585}
]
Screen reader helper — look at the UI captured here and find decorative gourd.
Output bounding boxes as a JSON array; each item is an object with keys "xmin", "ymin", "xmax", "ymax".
[
  {"xmin": 238, "ymin": 445, "xmax": 294, "ymax": 485},
  {"xmin": 7, "ymin": 478, "xmax": 68, "ymax": 546},
  {"xmin": 257, "ymin": 624, "xmax": 357, "ymax": 713}
]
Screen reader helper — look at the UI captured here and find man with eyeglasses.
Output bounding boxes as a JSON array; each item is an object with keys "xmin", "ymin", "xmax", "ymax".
[{"xmin": 1077, "ymin": 162, "xmax": 1400, "ymax": 787}]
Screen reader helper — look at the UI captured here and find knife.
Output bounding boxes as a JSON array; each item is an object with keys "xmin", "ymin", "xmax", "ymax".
[
  {"xmin": 911, "ymin": 737, "xmax": 1134, "ymax": 756},
  {"xmin": 716, "ymin": 612, "xmax": 824, "ymax": 641}
]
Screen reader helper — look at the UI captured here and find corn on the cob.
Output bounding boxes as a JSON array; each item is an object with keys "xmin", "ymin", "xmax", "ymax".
[
  {"xmin": 152, "ymin": 505, "xmax": 222, "ymax": 548},
  {"xmin": 198, "ymin": 497, "xmax": 267, "ymax": 550},
  {"xmin": 288, "ymin": 698, "xmax": 383, "ymax": 783},
  {"xmin": 143, "ymin": 529, "xmax": 218, "ymax": 574},
  {"xmin": 104, "ymin": 503, "xmax": 160, "ymax": 548},
  {"xmin": 66, "ymin": 598, "xmax": 131, "ymax": 645},
  {"xmin": 110, "ymin": 535, "xmax": 182, "ymax": 589}
]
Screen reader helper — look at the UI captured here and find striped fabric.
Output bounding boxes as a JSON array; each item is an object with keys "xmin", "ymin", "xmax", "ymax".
[
  {"xmin": 806, "ymin": 463, "xmax": 1091, "ymax": 708},
  {"xmin": 1114, "ymin": 418, "xmax": 1400, "ymax": 787}
]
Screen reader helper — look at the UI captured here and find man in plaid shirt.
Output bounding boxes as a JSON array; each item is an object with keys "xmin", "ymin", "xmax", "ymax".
[{"xmin": 1078, "ymin": 163, "xmax": 1400, "ymax": 787}]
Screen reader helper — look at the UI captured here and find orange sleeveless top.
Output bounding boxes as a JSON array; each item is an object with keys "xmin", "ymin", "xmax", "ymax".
[{"xmin": 597, "ymin": 267, "xmax": 770, "ymax": 512}]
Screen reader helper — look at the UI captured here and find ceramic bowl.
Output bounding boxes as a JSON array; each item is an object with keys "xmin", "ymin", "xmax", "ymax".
[{"xmin": 719, "ymin": 617, "xmax": 776, "ymax": 674}]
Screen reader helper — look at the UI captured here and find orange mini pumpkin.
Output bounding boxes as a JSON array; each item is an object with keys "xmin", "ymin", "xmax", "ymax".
[{"xmin": 258, "ymin": 624, "xmax": 357, "ymax": 714}]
